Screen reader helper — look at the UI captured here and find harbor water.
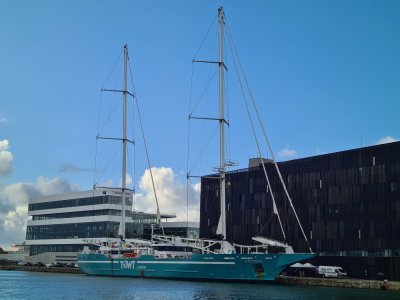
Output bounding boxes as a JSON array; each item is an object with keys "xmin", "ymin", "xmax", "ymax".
[{"xmin": 0, "ymin": 270, "xmax": 398, "ymax": 300}]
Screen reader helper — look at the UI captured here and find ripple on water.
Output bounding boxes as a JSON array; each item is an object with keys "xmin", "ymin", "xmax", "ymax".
[{"xmin": 0, "ymin": 271, "xmax": 399, "ymax": 300}]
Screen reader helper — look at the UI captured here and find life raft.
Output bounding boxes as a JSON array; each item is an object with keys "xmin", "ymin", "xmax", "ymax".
[{"xmin": 122, "ymin": 252, "xmax": 138, "ymax": 258}]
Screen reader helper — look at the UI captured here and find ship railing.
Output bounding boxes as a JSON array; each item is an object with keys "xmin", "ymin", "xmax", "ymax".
[
  {"xmin": 232, "ymin": 244, "xmax": 268, "ymax": 254},
  {"xmin": 152, "ymin": 234, "xmax": 231, "ymax": 254},
  {"xmin": 242, "ymin": 236, "xmax": 294, "ymax": 254}
]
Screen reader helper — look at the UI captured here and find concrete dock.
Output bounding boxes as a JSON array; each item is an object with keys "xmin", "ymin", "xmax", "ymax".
[
  {"xmin": 277, "ymin": 275, "xmax": 400, "ymax": 291},
  {"xmin": 1, "ymin": 266, "xmax": 399, "ymax": 291},
  {"xmin": 0, "ymin": 265, "xmax": 82, "ymax": 274}
]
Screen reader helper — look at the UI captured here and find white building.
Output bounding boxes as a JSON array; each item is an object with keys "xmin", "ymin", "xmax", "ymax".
[
  {"xmin": 25, "ymin": 188, "xmax": 134, "ymax": 263},
  {"xmin": 24, "ymin": 188, "xmax": 189, "ymax": 264}
]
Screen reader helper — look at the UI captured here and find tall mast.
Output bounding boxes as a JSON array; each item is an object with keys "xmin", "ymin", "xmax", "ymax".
[
  {"xmin": 121, "ymin": 44, "xmax": 128, "ymax": 240},
  {"xmin": 218, "ymin": 7, "xmax": 226, "ymax": 240}
]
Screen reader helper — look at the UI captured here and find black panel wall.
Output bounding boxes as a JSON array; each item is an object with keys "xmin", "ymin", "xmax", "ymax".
[{"xmin": 200, "ymin": 142, "xmax": 400, "ymax": 256}]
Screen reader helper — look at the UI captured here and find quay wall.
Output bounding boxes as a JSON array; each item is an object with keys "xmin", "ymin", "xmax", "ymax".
[
  {"xmin": 277, "ymin": 275, "xmax": 400, "ymax": 291},
  {"xmin": 0, "ymin": 265, "xmax": 82, "ymax": 274},
  {"xmin": 309, "ymin": 256, "xmax": 400, "ymax": 281}
]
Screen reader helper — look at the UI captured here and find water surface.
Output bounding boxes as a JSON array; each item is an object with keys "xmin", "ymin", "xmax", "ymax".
[{"xmin": 0, "ymin": 270, "xmax": 398, "ymax": 299}]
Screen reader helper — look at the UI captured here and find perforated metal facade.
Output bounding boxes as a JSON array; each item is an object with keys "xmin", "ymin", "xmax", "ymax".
[{"xmin": 200, "ymin": 142, "xmax": 400, "ymax": 257}]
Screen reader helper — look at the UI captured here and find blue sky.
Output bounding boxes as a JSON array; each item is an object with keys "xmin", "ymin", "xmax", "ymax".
[{"xmin": 0, "ymin": 0, "xmax": 399, "ymax": 249}]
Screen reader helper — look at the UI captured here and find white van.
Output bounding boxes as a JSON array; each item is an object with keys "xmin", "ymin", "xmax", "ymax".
[{"xmin": 316, "ymin": 266, "xmax": 348, "ymax": 278}]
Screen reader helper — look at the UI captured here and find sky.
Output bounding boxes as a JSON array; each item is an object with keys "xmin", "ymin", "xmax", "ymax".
[{"xmin": 0, "ymin": 0, "xmax": 399, "ymax": 250}]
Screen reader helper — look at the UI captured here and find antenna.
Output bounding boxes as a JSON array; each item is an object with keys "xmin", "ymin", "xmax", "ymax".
[{"xmin": 361, "ymin": 133, "xmax": 363, "ymax": 148}]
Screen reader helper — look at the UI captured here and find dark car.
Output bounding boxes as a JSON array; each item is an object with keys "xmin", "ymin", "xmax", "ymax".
[
  {"xmin": 54, "ymin": 262, "xmax": 65, "ymax": 268},
  {"xmin": 34, "ymin": 262, "xmax": 45, "ymax": 267},
  {"xmin": 66, "ymin": 263, "xmax": 76, "ymax": 268}
]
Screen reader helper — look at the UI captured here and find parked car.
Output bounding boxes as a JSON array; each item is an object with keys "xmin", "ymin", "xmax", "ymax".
[
  {"xmin": 54, "ymin": 262, "xmax": 65, "ymax": 268},
  {"xmin": 316, "ymin": 266, "xmax": 348, "ymax": 278},
  {"xmin": 66, "ymin": 263, "xmax": 76, "ymax": 268},
  {"xmin": 34, "ymin": 262, "xmax": 45, "ymax": 267},
  {"xmin": 288, "ymin": 263, "xmax": 317, "ymax": 277}
]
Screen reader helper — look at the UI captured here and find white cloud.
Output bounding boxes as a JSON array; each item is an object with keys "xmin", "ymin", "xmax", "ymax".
[
  {"xmin": 278, "ymin": 147, "xmax": 298, "ymax": 159},
  {"xmin": 376, "ymin": 136, "xmax": 397, "ymax": 145},
  {"xmin": 0, "ymin": 151, "xmax": 13, "ymax": 177},
  {"xmin": 0, "ymin": 139, "xmax": 13, "ymax": 177},
  {"xmin": 118, "ymin": 173, "xmax": 133, "ymax": 188},
  {"xmin": 0, "ymin": 117, "xmax": 7, "ymax": 124},
  {"xmin": 126, "ymin": 173, "xmax": 133, "ymax": 186},
  {"xmin": 0, "ymin": 139, "xmax": 9, "ymax": 150},
  {"xmin": 3, "ymin": 182, "xmax": 40, "ymax": 206},
  {"xmin": 97, "ymin": 174, "xmax": 133, "ymax": 190},
  {"xmin": 0, "ymin": 177, "xmax": 80, "ymax": 250},
  {"xmin": 0, "ymin": 182, "xmax": 38, "ymax": 249},
  {"xmin": 58, "ymin": 163, "xmax": 91, "ymax": 173},
  {"xmin": 37, "ymin": 176, "xmax": 80, "ymax": 195},
  {"xmin": 134, "ymin": 167, "xmax": 200, "ymax": 222},
  {"xmin": 0, "ymin": 138, "xmax": 82, "ymax": 249}
]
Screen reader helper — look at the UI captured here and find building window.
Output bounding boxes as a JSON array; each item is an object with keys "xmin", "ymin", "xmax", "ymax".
[
  {"xmin": 240, "ymin": 195, "xmax": 245, "ymax": 210},
  {"xmin": 26, "ymin": 221, "xmax": 120, "ymax": 240}
]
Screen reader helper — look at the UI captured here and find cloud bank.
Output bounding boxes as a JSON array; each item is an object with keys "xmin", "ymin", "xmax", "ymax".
[
  {"xmin": 0, "ymin": 177, "xmax": 80, "ymax": 250},
  {"xmin": 0, "ymin": 139, "xmax": 81, "ymax": 249},
  {"xmin": 0, "ymin": 139, "xmax": 13, "ymax": 177},
  {"xmin": 278, "ymin": 147, "xmax": 298, "ymax": 160},
  {"xmin": 376, "ymin": 136, "xmax": 397, "ymax": 145},
  {"xmin": 134, "ymin": 167, "xmax": 200, "ymax": 222},
  {"xmin": 58, "ymin": 163, "xmax": 92, "ymax": 173}
]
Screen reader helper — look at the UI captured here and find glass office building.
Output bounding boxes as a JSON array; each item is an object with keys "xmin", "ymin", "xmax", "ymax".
[
  {"xmin": 26, "ymin": 188, "xmax": 135, "ymax": 256},
  {"xmin": 25, "ymin": 188, "xmax": 191, "ymax": 262}
]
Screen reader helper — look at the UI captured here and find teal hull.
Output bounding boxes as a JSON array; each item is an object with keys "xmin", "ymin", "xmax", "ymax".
[{"xmin": 77, "ymin": 252, "xmax": 314, "ymax": 282}]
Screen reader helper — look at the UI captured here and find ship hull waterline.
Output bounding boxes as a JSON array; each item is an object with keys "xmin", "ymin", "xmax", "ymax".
[{"xmin": 77, "ymin": 253, "xmax": 314, "ymax": 282}]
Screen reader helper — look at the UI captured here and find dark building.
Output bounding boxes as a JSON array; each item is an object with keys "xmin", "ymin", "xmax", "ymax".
[{"xmin": 200, "ymin": 141, "xmax": 400, "ymax": 280}]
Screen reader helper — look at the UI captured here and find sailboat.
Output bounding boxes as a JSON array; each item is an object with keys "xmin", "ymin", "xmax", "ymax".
[{"xmin": 77, "ymin": 7, "xmax": 314, "ymax": 282}]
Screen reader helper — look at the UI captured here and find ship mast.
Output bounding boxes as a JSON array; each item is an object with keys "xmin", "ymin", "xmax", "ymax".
[
  {"xmin": 120, "ymin": 44, "xmax": 128, "ymax": 240},
  {"xmin": 218, "ymin": 7, "xmax": 226, "ymax": 240},
  {"xmin": 190, "ymin": 7, "xmax": 228, "ymax": 240},
  {"xmin": 96, "ymin": 45, "xmax": 137, "ymax": 241}
]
